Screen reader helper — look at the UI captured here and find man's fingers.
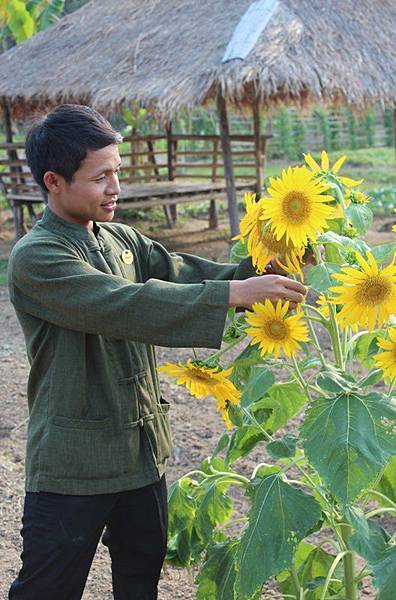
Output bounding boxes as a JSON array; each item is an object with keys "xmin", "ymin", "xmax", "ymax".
[
  {"xmin": 284, "ymin": 280, "xmax": 307, "ymax": 295},
  {"xmin": 283, "ymin": 291, "xmax": 305, "ymax": 304}
]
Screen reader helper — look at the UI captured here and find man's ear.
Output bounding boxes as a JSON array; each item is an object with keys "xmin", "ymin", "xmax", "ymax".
[{"xmin": 43, "ymin": 171, "xmax": 64, "ymax": 194}]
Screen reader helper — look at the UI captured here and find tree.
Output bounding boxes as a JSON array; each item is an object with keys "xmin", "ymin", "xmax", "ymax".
[{"xmin": 0, "ymin": 0, "xmax": 68, "ymax": 45}]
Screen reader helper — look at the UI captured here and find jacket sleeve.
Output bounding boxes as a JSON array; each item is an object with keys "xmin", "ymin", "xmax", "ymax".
[
  {"xmin": 8, "ymin": 238, "xmax": 231, "ymax": 349},
  {"xmin": 134, "ymin": 229, "xmax": 257, "ymax": 284}
]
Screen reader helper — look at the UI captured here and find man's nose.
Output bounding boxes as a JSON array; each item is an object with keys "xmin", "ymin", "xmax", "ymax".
[{"xmin": 107, "ymin": 173, "xmax": 121, "ymax": 196}]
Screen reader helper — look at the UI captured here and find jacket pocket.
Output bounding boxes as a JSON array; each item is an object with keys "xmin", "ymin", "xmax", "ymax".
[
  {"xmin": 40, "ymin": 415, "xmax": 140, "ymax": 481},
  {"xmin": 145, "ymin": 397, "xmax": 172, "ymax": 467}
]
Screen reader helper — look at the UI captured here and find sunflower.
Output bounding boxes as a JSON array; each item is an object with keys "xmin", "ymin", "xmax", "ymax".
[
  {"xmin": 374, "ymin": 329, "xmax": 396, "ymax": 382},
  {"xmin": 316, "ymin": 293, "xmax": 358, "ymax": 332},
  {"xmin": 304, "ymin": 150, "xmax": 363, "ymax": 188},
  {"xmin": 250, "ymin": 224, "xmax": 306, "ymax": 278},
  {"xmin": 233, "ymin": 191, "xmax": 265, "ymax": 255},
  {"xmin": 157, "ymin": 360, "xmax": 240, "ymax": 429},
  {"xmin": 245, "ymin": 299, "xmax": 310, "ymax": 358},
  {"xmin": 329, "ymin": 251, "xmax": 396, "ymax": 331},
  {"xmin": 234, "ymin": 191, "xmax": 306, "ymax": 277},
  {"xmin": 260, "ymin": 166, "xmax": 335, "ymax": 248},
  {"xmin": 346, "ymin": 189, "xmax": 371, "ymax": 205}
]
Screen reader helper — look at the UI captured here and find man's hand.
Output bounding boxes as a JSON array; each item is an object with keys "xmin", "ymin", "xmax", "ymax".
[{"xmin": 229, "ymin": 275, "xmax": 307, "ymax": 310}]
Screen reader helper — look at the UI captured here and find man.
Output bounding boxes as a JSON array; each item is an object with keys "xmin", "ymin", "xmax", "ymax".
[{"xmin": 8, "ymin": 104, "xmax": 306, "ymax": 599}]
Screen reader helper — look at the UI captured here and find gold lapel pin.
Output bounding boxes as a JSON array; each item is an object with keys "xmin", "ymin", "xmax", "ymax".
[{"xmin": 121, "ymin": 249, "xmax": 134, "ymax": 265}]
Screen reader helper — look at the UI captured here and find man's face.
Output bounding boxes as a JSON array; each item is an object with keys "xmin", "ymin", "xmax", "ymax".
[{"xmin": 45, "ymin": 144, "xmax": 121, "ymax": 227}]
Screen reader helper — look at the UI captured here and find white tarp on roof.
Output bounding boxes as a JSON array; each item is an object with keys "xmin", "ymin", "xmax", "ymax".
[{"xmin": 222, "ymin": 0, "xmax": 279, "ymax": 63}]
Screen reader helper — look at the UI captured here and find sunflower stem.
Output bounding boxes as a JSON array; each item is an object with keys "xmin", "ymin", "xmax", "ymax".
[
  {"xmin": 365, "ymin": 489, "xmax": 396, "ymax": 510},
  {"xmin": 289, "ymin": 566, "xmax": 302, "ymax": 599},
  {"xmin": 327, "ymin": 302, "xmax": 345, "ymax": 369},
  {"xmin": 291, "ymin": 355, "xmax": 312, "ymax": 401},
  {"xmin": 339, "ymin": 524, "xmax": 358, "ymax": 600},
  {"xmin": 303, "ymin": 307, "xmax": 327, "ymax": 368},
  {"xmin": 331, "ymin": 182, "xmax": 348, "ymax": 213},
  {"xmin": 241, "ymin": 406, "xmax": 273, "ymax": 442},
  {"xmin": 209, "ymin": 334, "xmax": 247, "ymax": 362}
]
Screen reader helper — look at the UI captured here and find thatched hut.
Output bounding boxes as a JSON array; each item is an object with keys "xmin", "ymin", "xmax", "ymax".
[{"xmin": 0, "ymin": 0, "xmax": 395, "ymax": 234}]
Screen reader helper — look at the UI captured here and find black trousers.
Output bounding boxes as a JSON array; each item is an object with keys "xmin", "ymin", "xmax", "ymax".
[{"xmin": 9, "ymin": 476, "xmax": 168, "ymax": 600}]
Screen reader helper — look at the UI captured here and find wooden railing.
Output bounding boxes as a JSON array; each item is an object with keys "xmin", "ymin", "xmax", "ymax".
[{"xmin": 121, "ymin": 133, "xmax": 270, "ymax": 183}]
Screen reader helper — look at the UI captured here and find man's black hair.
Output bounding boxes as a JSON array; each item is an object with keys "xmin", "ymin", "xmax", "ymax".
[{"xmin": 25, "ymin": 104, "xmax": 123, "ymax": 196}]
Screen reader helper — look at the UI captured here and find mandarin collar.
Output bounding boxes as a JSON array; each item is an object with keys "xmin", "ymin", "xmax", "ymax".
[{"xmin": 40, "ymin": 206, "xmax": 102, "ymax": 242}]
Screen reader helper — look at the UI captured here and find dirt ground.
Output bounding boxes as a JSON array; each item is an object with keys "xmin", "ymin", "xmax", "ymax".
[{"xmin": 0, "ymin": 210, "xmax": 395, "ymax": 599}]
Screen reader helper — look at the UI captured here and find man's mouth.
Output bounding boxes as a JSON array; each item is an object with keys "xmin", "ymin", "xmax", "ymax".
[{"xmin": 101, "ymin": 200, "xmax": 117, "ymax": 210}]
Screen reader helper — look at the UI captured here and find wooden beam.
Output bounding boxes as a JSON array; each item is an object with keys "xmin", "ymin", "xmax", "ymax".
[
  {"xmin": 165, "ymin": 122, "xmax": 176, "ymax": 226},
  {"xmin": 253, "ymin": 98, "xmax": 264, "ymax": 196},
  {"xmin": 217, "ymin": 90, "xmax": 239, "ymax": 237}
]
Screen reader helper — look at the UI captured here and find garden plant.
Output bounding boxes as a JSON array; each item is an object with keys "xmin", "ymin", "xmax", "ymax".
[{"xmin": 159, "ymin": 151, "xmax": 396, "ymax": 599}]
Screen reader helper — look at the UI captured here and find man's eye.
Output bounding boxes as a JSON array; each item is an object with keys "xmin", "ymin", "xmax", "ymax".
[{"xmin": 95, "ymin": 176, "xmax": 106, "ymax": 182}]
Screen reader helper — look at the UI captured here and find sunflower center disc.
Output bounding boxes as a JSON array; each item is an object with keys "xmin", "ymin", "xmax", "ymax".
[
  {"xmin": 265, "ymin": 320, "xmax": 288, "ymax": 340},
  {"xmin": 283, "ymin": 191, "xmax": 310, "ymax": 223},
  {"xmin": 357, "ymin": 276, "xmax": 392, "ymax": 305}
]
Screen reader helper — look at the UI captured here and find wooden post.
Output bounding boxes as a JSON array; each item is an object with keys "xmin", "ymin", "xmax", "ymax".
[
  {"xmin": 209, "ymin": 138, "xmax": 219, "ymax": 229},
  {"xmin": 1, "ymin": 96, "xmax": 25, "ymax": 238},
  {"xmin": 163, "ymin": 123, "xmax": 175, "ymax": 227},
  {"xmin": 217, "ymin": 90, "xmax": 239, "ymax": 237},
  {"xmin": 166, "ymin": 123, "xmax": 177, "ymax": 224},
  {"xmin": 253, "ymin": 98, "xmax": 264, "ymax": 196}
]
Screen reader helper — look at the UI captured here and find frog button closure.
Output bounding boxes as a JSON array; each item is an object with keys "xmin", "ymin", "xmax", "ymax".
[{"xmin": 121, "ymin": 249, "xmax": 134, "ymax": 265}]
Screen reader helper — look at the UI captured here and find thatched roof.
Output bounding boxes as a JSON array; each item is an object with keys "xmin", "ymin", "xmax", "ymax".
[{"xmin": 0, "ymin": 0, "xmax": 395, "ymax": 118}]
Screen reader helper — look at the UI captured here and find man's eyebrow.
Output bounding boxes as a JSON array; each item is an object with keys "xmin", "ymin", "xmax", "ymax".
[{"xmin": 92, "ymin": 161, "xmax": 122, "ymax": 177}]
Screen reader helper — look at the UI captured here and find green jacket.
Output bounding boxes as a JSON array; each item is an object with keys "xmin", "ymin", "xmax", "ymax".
[{"xmin": 8, "ymin": 207, "xmax": 255, "ymax": 495}]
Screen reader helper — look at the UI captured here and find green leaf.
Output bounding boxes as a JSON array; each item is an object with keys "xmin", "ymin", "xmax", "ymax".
[
  {"xmin": 167, "ymin": 478, "xmax": 196, "ymax": 533},
  {"xmin": 350, "ymin": 330, "xmax": 383, "ymax": 369},
  {"xmin": 196, "ymin": 540, "xmax": 238, "ymax": 600},
  {"xmin": 226, "ymin": 424, "xmax": 268, "ymax": 464},
  {"xmin": 318, "ymin": 230, "xmax": 369, "ymax": 260},
  {"xmin": 36, "ymin": 0, "xmax": 64, "ymax": 30},
  {"xmin": 372, "ymin": 455, "xmax": 396, "ymax": 507},
  {"xmin": 235, "ymin": 474, "xmax": 322, "ymax": 598},
  {"xmin": 229, "ymin": 239, "xmax": 249, "ymax": 264},
  {"xmin": 371, "ymin": 545, "xmax": 396, "ymax": 600},
  {"xmin": 278, "ymin": 546, "xmax": 342, "ymax": 599},
  {"xmin": 357, "ymin": 368, "xmax": 383, "ymax": 388},
  {"xmin": 227, "ymin": 404, "xmax": 243, "ymax": 427},
  {"xmin": 301, "ymin": 392, "xmax": 396, "ymax": 503},
  {"xmin": 298, "ymin": 356, "xmax": 322, "ymax": 372},
  {"xmin": 267, "ymin": 434, "xmax": 298, "ymax": 459},
  {"xmin": 350, "ymin": 517, "xmax": 395, "ymax": 600},
  {"xmin": 276, "ymin": 541, "xmax": 315, "ymax": 582},
  {"xmin": 7, "ymin": 0, "xmax": 36, "ymax": 41},
  {"xmin": 254, "ymin": 381, "xmax": 307, "ymax": 433},
  {"xmin": 195, "ymin": 483, "xmax": 233, "ymax": 543},
  {"xmin": 345, "ymin": 203, "xmax": 373, "ymax": 235},
  {"xmin": 230, "ymin": 344, "xmax": 263, "ymax": 389},
  {"xmin": 350, "ymin": 519, "xmax": 389, "ymax": 563},
  {"xmin": 200, "ymin": 456, "xmax": 229, "ymax": 476},
  {"xmin": 212, "ymin": 432, "xmax": 230, "ymax": 458},
  {"xmin": 316, "ymin": 371, "xmax": 353, "ymax": 394},
  {"xmin": 344, "ymin": 506, "xmax": 370, "ymax": 540},
  {"xmin": 307, "ymin": 262, "xmax": 341, "ymax": 293},
  {"xmin": 371, "ymin": 242, "xmax": 396, "ymax": 265},
  {"xmin": 167, "ymin": 478, "xmax": 198, "ymax": 564},
  {"xmin": 240, "ymin": 367, "xmax": 275, "ymax": 407}
]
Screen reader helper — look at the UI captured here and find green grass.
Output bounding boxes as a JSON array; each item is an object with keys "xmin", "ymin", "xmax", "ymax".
[{"xmin": 0, "ymin": 259, "xmax": 8, "ymax": 286}]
